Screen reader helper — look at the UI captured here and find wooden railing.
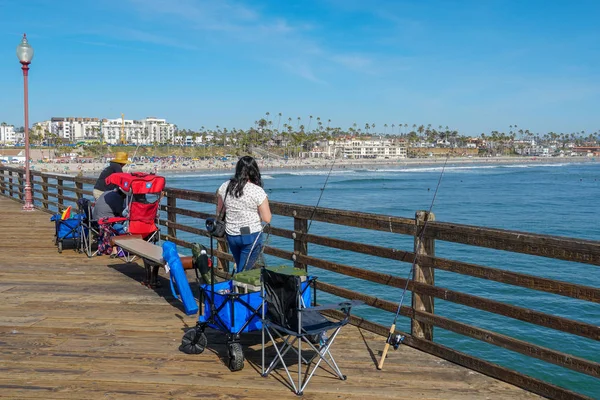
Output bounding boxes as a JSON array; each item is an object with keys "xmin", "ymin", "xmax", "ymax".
[{"xmin": 1, "ymin": 165, "xmax": 598, "ymax": 400}]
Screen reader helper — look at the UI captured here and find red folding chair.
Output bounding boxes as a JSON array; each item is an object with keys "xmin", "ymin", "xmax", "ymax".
[{"xmin": 103, "ymin": 172, "xmax": 166, "ymax": 261}]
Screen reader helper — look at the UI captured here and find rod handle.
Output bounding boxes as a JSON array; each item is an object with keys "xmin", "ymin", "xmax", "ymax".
[{"xmin": 377, "ymin": 323, "xmax": 395, "ymax": 370}]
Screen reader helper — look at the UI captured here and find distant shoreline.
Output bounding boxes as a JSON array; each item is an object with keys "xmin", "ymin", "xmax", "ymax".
[{"xmin": 24, "ymin": 155, "xmax": 598, "ymax": 178}]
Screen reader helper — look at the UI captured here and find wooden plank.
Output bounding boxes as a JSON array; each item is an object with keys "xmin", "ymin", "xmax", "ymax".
[
  {"xmin": 419, "ymin": 254, "xmax": 600, "ymax": 303},
  {"xmin": 319, "ymin": 282, "xmax": 600, "ymax": 378},
  {"xmin": 0, "ymin": 195, "xmax": 543, "ymax": 400},
  {"xmin": 426, "ymin": 221, "xmax": 600, "ymax": 266},
  {"xmin": 112, "ymin": 237, "xmax": 163, "ymax": 263},
  {"xmin": 325, "ymin": 310, "xmax": 591, "ymax": 400},
  {"xmin": 293, "ymin": 252, "xmax": 600, "ymax": 341}
]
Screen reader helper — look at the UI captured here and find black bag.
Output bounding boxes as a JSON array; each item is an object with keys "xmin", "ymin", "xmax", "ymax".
[
  {"xmin": 206, "ymin": 217, "xmax": 226, "ymax": 238},
  {"xmin": 206, "ymin": 184, "xmax": 229, "ymax": 238}
]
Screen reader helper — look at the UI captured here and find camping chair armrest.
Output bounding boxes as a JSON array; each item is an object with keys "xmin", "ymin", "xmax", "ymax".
[
  {"xmin": 99, "ymin": 216, "xmax": 127, "ymax": 225},
  {"xmin": 303, "ymin": 300, "xmax": 364, "ymax": 313}
]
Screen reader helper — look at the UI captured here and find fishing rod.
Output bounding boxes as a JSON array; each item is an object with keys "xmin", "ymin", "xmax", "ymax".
[{"xmin": 377, "ymin": 150, "xmax": 451, "ymax": 370}]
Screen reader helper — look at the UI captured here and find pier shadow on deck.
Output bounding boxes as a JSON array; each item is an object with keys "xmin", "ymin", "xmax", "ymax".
[{"xmin": 0, "ymin": 197, "xmax": 540, "ymax": 399}]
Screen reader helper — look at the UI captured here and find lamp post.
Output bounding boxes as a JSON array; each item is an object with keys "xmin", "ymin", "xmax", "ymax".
[{"xmin": 16, "ymin": 33, "xmax": 34, "ymax": 211}]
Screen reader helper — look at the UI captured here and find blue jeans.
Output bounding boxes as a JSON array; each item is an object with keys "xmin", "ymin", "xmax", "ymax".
[{"xmin": 227, "ymin": 232, "xmax": 263, "ymax": 273}]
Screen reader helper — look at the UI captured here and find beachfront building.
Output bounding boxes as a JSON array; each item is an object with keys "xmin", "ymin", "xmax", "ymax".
[
  {"xmin": 311, "ymin": 138, "xmax": 407, "ymax": 159},
  {"xmin": 33, "ymin": 120, "xmax": 51, "ymax": 138},
  {"xmin": 0, "ymin": 124, "xmax": 16, "ymax": 145},
  {"xmin": 43, "ymin": 116, "xmax": 177, "ymax": 145},
  {"xmin": 99, "ymin": 117, "xmax": 176, "ymax": 145},
  {"xmin": 49, "ymin": 117, "xmax": 101, "ymax": 142},
  {"xmin": 141, "ymin": 117, "xmax": 177, "ymax": 145}
]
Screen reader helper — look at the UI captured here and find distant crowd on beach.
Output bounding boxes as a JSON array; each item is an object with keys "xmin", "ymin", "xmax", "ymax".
[{"xmin": 26, "ymin": 154, "xmax": 598, "ymax": 177}]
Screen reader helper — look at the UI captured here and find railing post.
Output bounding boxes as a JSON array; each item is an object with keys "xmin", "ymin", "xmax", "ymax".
[
  {"xmin": 0, "ymin": 169, "xmax": 6, "ymax": 196},
  {"xmin": 17, "ymin": 171, "xmax": 24, "ymax": 201},
  {"xmin": 411, "ymin": 210, "xmax": 435, "ymax": 341},
  {"xmin": 293, "ymin": 211, "xmax": 308, "ymax": 271},
  {"xmin": 8, "ymin": 171, "xmax": 14, "ymax": 198},
  {"xmin": 41, "ymin": 175, "xmax": 49, "ymax": 210},
  {"xmin": 166, "ymin": 194, "xmax": 177, "ymax": 239},
  {"xmin": 75, "ymin": 180, "xmax": 83, "ymax": 200},
  {"xmin": 216, "ymin": 238, "xmax": 230, "ymax": 273},
  {"xmin": 57, "ymin": 178, "xmax": 64, "ymax": 211}
]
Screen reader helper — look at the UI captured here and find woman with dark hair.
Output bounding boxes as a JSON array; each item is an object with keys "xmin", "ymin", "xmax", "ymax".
[{"xmin": 216, "ymin": 156, "xmax": 272, "ymax": 272}]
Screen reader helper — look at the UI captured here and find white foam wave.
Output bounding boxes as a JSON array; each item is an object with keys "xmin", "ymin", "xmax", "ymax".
[
  {"xmin": 163, "ymin": 172, "xmax": 232, "ymax": 178},
  {"xmin": 285, "ymin": 170, "xmax": 357, "ymax": 176}
]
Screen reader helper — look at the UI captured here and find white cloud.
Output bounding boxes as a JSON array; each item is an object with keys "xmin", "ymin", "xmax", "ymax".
[
  {"xmin": 121, "ymin": 0, "xmax": 393, "ymax": 82},
  {"xmin": 279, "ymin": 60, "xmax": 327, "ymax": 85},
  {"xmin": 329, "ymin": 54, "xmax": 373, "ymax": 71}
]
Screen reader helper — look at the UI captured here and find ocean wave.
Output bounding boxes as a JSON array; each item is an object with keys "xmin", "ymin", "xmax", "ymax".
[
  {"xmin": 331, "ymin": 177, "xmax": 396, "ymax": 185},
  {"xmin": 279, "ymin": 170, "xmax": 357, "ymax": 176},
  {"xmin": 499, "ymin": 163, "xmax": 570, "ymax": 168},
  {"xmin": 162, "ymin": 172, "xmax": 232, "ymax": 178}
]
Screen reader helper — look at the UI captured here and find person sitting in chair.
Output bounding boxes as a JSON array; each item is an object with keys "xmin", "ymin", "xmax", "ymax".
[
  {"xmin": 93, "ymin": 188, "xmax": 127, "ymax": 257},
  {"xmin": 93, "ymin": 152, "xmax": 129, "ymax": 200}
]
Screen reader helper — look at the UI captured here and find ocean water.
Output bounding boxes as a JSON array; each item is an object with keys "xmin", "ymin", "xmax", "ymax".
[{"xmin": 163, "ymin": 161, "xmax": 600, "ymax": 398}]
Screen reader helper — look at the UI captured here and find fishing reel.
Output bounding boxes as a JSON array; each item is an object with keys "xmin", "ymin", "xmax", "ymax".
[{"xmin": 386, "ymin": 333, "xmax": 405, "ymax": 350}]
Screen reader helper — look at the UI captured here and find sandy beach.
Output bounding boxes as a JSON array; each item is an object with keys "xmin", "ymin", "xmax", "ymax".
[{"xmin": 28, "ymin": 155, "xmax": 598, "ymax": 178}]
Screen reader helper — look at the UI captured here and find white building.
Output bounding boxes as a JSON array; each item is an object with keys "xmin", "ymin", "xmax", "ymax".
[
  {"xmin": 50, "ymin": 117, "xmax": 101, "ymax": 142},
  {"xmin": 0, "ymin": 124, "xmax": 16, "ymax": 145},
  {"xmin": 140, "ymin": 117, "xmax": 177, "ymax": 145},
  {"xmin": 46, "ymin": 116, "xmax": 177, "ymax": 145},
  {"xmin": 311, "ymin": 138, "xmax": 407, "ymax": 159}
]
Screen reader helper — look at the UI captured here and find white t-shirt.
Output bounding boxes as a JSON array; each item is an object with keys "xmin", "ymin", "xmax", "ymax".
[{"xmin": 218, "ymin": 181, "xmax": 267, "ymax": 235}]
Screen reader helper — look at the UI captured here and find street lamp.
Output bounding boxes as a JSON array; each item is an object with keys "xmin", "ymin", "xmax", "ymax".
[{"xmin": 16, "ymin": 33, "xmax": 34, "ymax": 211}]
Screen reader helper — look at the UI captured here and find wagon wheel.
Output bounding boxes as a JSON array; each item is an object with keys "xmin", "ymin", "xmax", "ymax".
[
  {"xmin": 180, "ymin": 328, "xmax": 207, "ymax": 355},
  {"xmin": 57, "ymin": 241, "xmax": 63, "ymax": 253},
  {"xmin": 228, "ymin": 342, "xmax": 244, "ymax": 372}
]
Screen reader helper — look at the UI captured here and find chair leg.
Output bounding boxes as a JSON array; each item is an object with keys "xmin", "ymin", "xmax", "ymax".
[
  {"xmin": 264, "ymin": 330, "xmax": 308, "ymax": 374},
  {"xmin": 143, "ymin": 260, "xmax": 152, "ymax": 287},
  {"xmin": 152, "ymin": 265, "xmax": 160, "ymax": 287},
  {"xmin": 264, "ymin": 328, "xmax": 299, "ymax": 394},
  {"xmin": 299, "ymin": 328, "xmax": 346, "ymax": 394}
]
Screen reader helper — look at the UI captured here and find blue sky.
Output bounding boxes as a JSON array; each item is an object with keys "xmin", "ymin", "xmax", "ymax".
[{"xmin": 1, "ymin": 0, "xmax": 599, "ymax": 135}]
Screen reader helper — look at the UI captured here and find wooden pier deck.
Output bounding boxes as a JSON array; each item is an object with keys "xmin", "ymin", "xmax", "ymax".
[{"xmin": 0, "ymin": 197, "xmax": 540, "ymax": 399}]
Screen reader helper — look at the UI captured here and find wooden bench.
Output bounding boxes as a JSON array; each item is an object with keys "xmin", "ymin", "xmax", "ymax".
[{"xmin": 112, "ymin": 236, "xmax": 193, "ymax": 288}]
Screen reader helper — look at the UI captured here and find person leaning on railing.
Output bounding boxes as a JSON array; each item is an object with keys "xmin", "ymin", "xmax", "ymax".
[
  {"xmin": 93, "ymin": 152, "xmax": 130, "ymax": 200},
  {"xmin": 216, "ymin": 156, "xmax": 272, "ymax": 272}
]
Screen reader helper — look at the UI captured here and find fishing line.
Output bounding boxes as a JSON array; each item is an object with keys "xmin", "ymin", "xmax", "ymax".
[
  {"xmin": 124, "ymin": 142, "xmax": 143, "ymax": 173},
  {"xmin": 377, "ymin": 149, "xmax": 452, "ymax": 370},
  {"xmin": 307, "ymin": 149, "xmax": 339, "ymax": 234},
  {"xmin": 251, "ymin": 148, "xmax": 339, "ymax": 271}
]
